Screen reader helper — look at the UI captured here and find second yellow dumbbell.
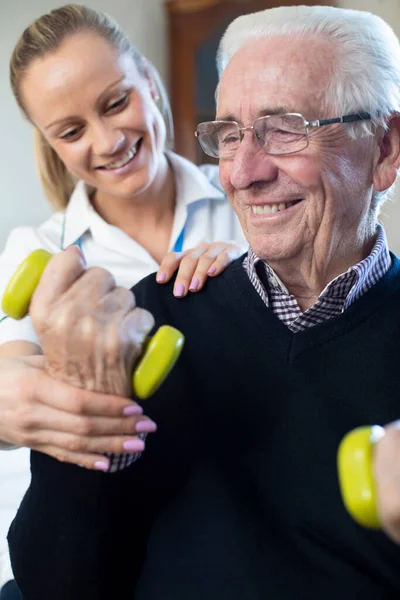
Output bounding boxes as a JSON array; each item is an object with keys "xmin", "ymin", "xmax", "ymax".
[
  {"xmin": 1, "ymin": 249, "xmax": 184, "ymax": 400},
  {"xmin": 337, "ymin": 424, "xmax": 385, "ymax": 529}
]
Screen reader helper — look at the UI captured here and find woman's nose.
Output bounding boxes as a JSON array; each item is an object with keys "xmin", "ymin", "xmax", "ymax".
[{"xmin": 92, "ymin": 122, "xmax": 126, "ymax": 156}]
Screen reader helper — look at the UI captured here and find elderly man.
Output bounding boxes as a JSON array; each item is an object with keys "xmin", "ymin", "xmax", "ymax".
[{"xmin": 7, "ymin": 5, "xmax": 400, "ymax": 599}]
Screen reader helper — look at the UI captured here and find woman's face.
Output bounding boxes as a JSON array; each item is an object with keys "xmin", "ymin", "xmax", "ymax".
[{"xmin": 20, "ymin": 32, "xmax": 167, "ymax": 200}]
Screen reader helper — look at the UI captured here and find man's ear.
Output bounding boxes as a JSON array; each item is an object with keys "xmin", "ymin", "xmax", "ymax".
[
  {"xmin": 373, "ymin": 116, "xmax": 400, "ymax": 192},
  {"xmin": 145, "ymin": 71, "xmax": 159, "ymax": 102},
  {"xmin": 139, "ymin": 57, "xmax": 160, "ymax": 102}
]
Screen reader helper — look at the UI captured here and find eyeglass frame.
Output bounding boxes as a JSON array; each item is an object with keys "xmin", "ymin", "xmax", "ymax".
[{"xmin": 194, "ymin": 112, "xmax": 372, "ymax": 158}]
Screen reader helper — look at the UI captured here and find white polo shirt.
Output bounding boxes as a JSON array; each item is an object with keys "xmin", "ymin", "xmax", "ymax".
[{"xmin": 0, "ymin": 152, "xmax": 247, "ymax": 346}]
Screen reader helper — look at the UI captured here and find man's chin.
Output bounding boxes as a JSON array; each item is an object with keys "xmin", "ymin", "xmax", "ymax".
[{"xmin": 250, "ymin": 239, "xmax": 297, "ymax": 264}]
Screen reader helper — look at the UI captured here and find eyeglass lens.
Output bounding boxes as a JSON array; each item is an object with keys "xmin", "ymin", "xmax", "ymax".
[{"xmin": 198, "ymin": 114, "xmax": 309, "ymax": 158}]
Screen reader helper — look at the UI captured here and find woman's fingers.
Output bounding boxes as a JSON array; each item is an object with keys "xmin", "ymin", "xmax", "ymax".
[
  {"xmin": 156, "ymin": 242, "xmax": 243, "ymax": 297},
  {"xmin": 32, "ymin": 367, "xmax": 143, "ymax": 417},
  {"xmin": 156, "ymin": 249, "xmax": 193, "ymax": 284},
  {"xmin": 34, "ymin": 443, "xmax": 114, "ymax": 471},
  {"xmin": 16, "ymin": 403, "xmax": 149, "ymax": 441},
  {"xmin": 0, "ymin": 358, "xmax": 158, "ymax": 455},
  {"xmin": 32, "ymin": 442, "xmax": 144, "ymax": 472},
  {"xmin": 187, "ymin": 244, "xmax": 242, "ymax": 293},
  {"xmin": 32, "ymin": 417, "xmax": 156, "ymax": 470},
  {"xmin": 32, "ymin": 425, "xmax": 153, "ymax": 459}
]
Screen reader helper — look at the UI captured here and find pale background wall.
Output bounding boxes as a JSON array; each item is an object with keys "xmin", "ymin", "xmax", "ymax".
[{"xmin": 0, "ymin": 0, "xmax": 399, "ymax": 252}]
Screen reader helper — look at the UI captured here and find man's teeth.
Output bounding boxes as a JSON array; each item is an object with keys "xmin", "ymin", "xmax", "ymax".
[
  {"xmin": 251, "ymin": 201, "xmax": 295, "ymax": 214},
  {"xmin": 103, "ymin": 146, "xmax": 137, "ymax": 170}
]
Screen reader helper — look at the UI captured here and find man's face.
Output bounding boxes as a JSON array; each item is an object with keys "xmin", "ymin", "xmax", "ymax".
[{"xmin": 217, "ymin": 36, "xmax": 378, "ymax": 264}]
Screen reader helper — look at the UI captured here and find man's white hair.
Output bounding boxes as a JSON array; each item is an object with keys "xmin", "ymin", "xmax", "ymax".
[{"xmin": 216, "ymin": 5, "xmax": 400, "ymax": 208}]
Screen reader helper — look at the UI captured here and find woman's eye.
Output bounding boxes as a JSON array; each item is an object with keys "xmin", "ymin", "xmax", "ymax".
[
  {"xmin": 106, "ymin": 95, "xmax": 128, "ymax": 112},
  {"xmin": 60, "ymin": 128, "xmax": 81, "ymax": 141}
]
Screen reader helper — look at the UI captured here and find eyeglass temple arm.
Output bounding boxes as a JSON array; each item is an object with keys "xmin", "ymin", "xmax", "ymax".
[{"xmin": 310, "ymin": 112, "xmax": 371, "ymax": 127}]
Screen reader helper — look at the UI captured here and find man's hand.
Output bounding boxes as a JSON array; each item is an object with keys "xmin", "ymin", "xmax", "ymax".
[
  {"xmin": 374, "ymin": 422, "xmax": 400, "ymax": 543},
  {"xmin": 4, "ymin": 245, "xmax": 160, "ymax": 471},
  {"xmin": 30, "ymin": 246, "xmax": 154, "ymax": 397}
]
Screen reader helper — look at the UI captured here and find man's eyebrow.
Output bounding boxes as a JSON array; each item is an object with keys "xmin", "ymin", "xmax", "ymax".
[
  {"xmin": 257, "ymin": 106, "xmax": 293, "ymax": 117},
  {"xmin": 45, "ymin": 75, "xmax": 126, "ymax": 130},
  {"xmin": 216, "ymin": 106, "xmax": 294, "ymax": 122},
  {"xmin": 214, "ymin": 113, "xmax": 238, "ymax": 122}
]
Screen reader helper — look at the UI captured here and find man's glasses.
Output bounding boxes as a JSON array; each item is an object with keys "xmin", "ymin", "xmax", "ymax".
[{"xmin": 195, "ymin": 112, "xmax": 371, "ymax": 159}]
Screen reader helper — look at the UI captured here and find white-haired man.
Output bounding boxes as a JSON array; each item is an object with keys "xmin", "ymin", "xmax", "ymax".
[{"xmin": 8, "ymin": 5, "xmax": 400, "ymax": 599}]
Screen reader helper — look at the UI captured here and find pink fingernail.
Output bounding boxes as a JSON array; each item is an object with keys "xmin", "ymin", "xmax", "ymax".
[
  {"xmin": 94, "ymin": 461, "xmax": 109, "ymax": 471},
  {"xmin": 189, "ymin": 278, "xmax": 199, "ymax": 291},
  {"xmin": 174, "ymin": 283, "xmax": 185, "ymax": 297},
  {"xmin": 156, "ymin": 272, "xmax": 166, "ymax": 283},
  {"xmin": 123, "ymin": 404, "xmax": 143, "ymax": 416},
  {"xmin": 123, "ymin": 439, "xmax": 145, "ymax": 452},
  {"xmin": 136, "ymin": 419, "xmax": 157, "ymax": 433},
  {"xmin": 208, "ymin": 266, "xmax": 217, "ymax": 275}
]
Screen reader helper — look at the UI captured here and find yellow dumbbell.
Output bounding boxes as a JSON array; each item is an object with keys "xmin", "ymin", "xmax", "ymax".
[
  {"xmin": 1, "ymin": 249, "xmax": 184, "ymax": 400},
  {"xmin": 337, "ymin": 424, "xmax": 385, "ymax": 529}
]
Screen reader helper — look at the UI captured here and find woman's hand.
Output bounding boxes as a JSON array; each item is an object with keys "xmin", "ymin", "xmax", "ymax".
[
  {"xmin": 156, "ymin": 241, "xmax": 244, "ymax": 297},
  {"xmin": 0, "ymin": 354, "xmax": 149, "ymax": 470}
]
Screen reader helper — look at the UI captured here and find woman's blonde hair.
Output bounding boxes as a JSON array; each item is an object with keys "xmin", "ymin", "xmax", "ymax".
[{"xmin": 10, "ymin": 4, "xmax": 173, "ymax": 209}]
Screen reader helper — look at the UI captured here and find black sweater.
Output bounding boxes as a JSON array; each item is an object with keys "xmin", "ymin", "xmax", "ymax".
[{"xmin": 9, "ymin": 255, "xmax": 400, "ymax": 600}]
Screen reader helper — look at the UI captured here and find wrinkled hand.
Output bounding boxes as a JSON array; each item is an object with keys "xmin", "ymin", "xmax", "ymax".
[
  {"xmin": 374, "ymin": 422, "xmax": 400, "ymax": 543},
  {"xmin": 30, "ymin": 246, "xmax": 154, "ymax": 397},
  {"xmin": 0, "ymin": 354, "xmax": 151, "ymax": 470},
  {"xmin": 156, "ymin": 241, "xmax": 244, "ymax": 297},
  {"xmin": 15, "ymin": 245, "xmax": 159, "ymax": 470}
]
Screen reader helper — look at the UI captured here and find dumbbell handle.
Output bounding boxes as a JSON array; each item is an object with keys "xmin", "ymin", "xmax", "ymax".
[
  {"xmin": 337, "ymin": 425, "xmax": 385, "ymax": 529},
  {"xmin": 1, "ymin": 250, "xmax": 184, "ymax": 400}
]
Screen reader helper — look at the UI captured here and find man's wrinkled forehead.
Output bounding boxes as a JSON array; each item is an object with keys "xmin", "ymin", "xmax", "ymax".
[{"xmin": 217, "ymin": 36, "xmax": 335, "ymax": 118}]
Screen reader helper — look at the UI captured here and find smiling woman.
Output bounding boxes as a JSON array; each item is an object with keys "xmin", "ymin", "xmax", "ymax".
[
  {"xmin": 19, "ymin": 30, "xmax": 174, "ymax": 253},
  {"xmin": 0, "ymin": 3, "xmax": 247, "ymax": 596}
]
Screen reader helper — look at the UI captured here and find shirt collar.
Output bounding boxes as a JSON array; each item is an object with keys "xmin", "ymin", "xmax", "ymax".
[
  {"xmin": 246, "ymin": 223, "xmax": 391, "ymax": 306},
  {"xmin": 61, "ymin": 180, "xmax": 93, "ymax": 248},
  {"xmin": 165, "ymin": 151, "xmax": 225, "ymax": 206},
  {"xmin": 61, "ymin": 152, "xmax": 225, "ymax": 249}
]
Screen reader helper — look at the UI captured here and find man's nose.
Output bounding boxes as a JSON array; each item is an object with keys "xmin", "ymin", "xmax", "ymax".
[
  {"xmin": 91, "ymin": 121, "xmax": 126, "ymax": 156},
  {"xmin": 229, "ymin": 131, "xmax": 279, "ymax": 190}
]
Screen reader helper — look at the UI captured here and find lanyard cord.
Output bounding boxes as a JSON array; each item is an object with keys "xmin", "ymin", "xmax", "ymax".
[{"xmin": 173, "ymin": 226, "xmax": 185, "ymax": 253}]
